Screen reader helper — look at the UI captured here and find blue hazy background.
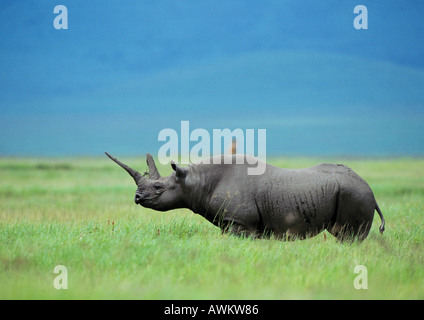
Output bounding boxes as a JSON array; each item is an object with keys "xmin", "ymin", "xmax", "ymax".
[{"xmin": 1, "ymin": 1, "xmax": 423, "ymax": 157}]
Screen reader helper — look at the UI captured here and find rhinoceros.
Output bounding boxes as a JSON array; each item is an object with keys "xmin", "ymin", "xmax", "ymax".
[{"xmin": 105, "ymin": 152, "xmax": 385, "ymax": 241}]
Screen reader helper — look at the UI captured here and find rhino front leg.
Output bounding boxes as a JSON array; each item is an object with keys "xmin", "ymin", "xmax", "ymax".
[{"xmin": 220, "ymin": 219, "xmax": 258, "ymax": 238}]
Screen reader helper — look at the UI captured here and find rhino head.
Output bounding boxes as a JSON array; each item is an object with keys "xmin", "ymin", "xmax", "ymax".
[{"xmin": 105, "ymin": 152, "xmax": 187, "ymax": 211}]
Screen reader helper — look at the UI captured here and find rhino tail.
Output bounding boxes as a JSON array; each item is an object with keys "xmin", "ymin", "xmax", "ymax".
[{"xmin": 375, "ymin": 202, "xmax": 385, "ymax": 235}]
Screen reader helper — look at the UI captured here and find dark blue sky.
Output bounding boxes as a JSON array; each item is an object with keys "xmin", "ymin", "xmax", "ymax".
[{"xmin": 1, "ymin": 1, "xmax": 423, "ymax": 156}]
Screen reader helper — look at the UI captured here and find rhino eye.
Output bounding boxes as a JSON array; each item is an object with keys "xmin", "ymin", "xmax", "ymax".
[{"xmin": 153, "ymin": 184, "xmax": 163, "ymax": 191}]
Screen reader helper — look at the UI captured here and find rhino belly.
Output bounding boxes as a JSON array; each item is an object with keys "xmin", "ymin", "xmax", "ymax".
[{"xmin": 259, "ymin": 179, "xmax": 339, "ymax": 235}]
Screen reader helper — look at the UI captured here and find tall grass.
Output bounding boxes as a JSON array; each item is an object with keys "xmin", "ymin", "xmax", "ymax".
[{"xmin": 0, "ymin": 156, "xmax": 423, "ymax": 299}]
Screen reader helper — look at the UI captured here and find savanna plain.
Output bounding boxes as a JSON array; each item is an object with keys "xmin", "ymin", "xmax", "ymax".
[{"xmin": 0, "ymin": 156, "xmax": 423, "ymax": 299}]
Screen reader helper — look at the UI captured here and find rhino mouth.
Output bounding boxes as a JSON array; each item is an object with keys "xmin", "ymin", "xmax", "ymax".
[
  {"xmin": 134, "ymin": 191, "xmax": 157, "ymax": 204},
  {"xmin": 134, "ymin": 192, "xmax": 146, "ymax": 204}
]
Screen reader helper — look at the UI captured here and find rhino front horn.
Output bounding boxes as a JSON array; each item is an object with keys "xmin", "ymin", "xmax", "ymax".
[{"xmin": 105, "ymin": 152, "xmax": 144, "ymax": 185}]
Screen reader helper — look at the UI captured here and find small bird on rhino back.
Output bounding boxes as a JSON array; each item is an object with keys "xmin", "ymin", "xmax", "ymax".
[{"xmin": 105, "ymin": 152, "xmax": 385, "ymax": 242}]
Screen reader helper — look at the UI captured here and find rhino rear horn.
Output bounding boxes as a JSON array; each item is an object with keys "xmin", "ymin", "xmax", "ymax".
[
  {"xmin": 105, "ymin": 152, "xmax": 145, "ymax": 185},
  {"xmin": 146, "ymin": 153, "xmax": 161, "ymax": 180}
]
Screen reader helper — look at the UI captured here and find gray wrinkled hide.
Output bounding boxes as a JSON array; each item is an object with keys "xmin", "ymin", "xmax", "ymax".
[{"xmin": 107, "ymin": 153, "xmax": 385, "ymax": 241}]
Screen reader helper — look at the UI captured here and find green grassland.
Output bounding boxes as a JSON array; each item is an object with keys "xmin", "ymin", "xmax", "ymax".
[{"xmin": 1, "ymin": 156, "xmax": 423, "ymax": 299}]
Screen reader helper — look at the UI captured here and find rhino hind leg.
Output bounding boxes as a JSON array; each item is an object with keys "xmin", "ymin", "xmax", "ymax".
[
  {"xmin": 326, "ymin": 188, "xmax": 375, "ymax": 242},
  {"xmin": 328, "ymin": 221, "xmax": 372, "ymax": 242}
]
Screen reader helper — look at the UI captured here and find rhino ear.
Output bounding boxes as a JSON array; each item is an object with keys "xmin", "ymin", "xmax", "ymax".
[{"xmin": 171, "ymin": 161, "xmax": 187, "ymax": 178}]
